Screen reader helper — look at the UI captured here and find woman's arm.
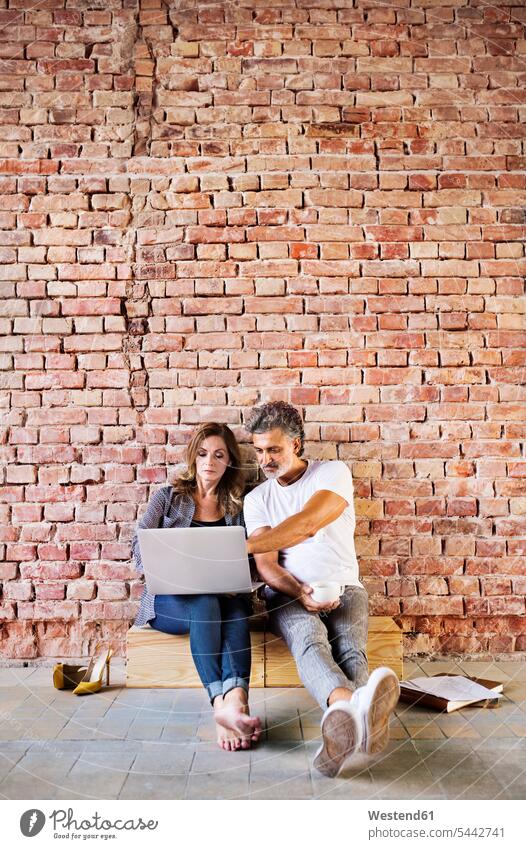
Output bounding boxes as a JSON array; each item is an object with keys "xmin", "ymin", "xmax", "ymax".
[{"xmin": 131, "ymin": 487, "xmax": 170, "ymax": 574}]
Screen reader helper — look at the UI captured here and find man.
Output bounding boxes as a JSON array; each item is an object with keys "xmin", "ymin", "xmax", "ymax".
[{"xmin": 243, "ymin": 401, "xmax": 400, "ymax": 777}]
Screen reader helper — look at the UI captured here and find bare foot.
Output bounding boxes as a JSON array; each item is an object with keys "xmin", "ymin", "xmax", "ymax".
[
  {"xmin": 214, "ymin": 689, "xmax": 261, "ymax": 749},
  {"xmin": 215, "ymin": 721, "xmax": 244, "ymax": 752},
  {"xmin": 214, "ymin": 703, "xmax": 261, "ymax": 748}
]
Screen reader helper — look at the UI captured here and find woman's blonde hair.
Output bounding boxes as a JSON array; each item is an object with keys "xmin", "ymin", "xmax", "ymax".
[{"xmin": 173, "ymin": 422, "xmax": 245, "ymax": 515}]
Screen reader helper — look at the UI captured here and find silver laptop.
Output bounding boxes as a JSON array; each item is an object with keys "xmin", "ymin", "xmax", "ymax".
[{"xmin": 137, "ymin": 526, "xmax": 264, "ymax": 595}]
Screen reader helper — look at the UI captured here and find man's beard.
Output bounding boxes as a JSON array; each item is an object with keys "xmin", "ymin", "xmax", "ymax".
[{"xmin": 261, "ymin": 464, "xmax": 282, "ymax": 479}]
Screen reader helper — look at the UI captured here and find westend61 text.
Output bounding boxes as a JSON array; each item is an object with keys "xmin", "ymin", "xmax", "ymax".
[{"xmin": 368, "ymin": 810, "xmax": 434, "ymax": 821}]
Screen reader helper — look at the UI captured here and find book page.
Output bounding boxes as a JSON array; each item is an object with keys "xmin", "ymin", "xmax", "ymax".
[
  {"xmin": 400, "ymin": 680, "xmax": 425, "ymax": 692},
  {"xmin": 406, "ymin": 675, "xmax": 502, "ymax": 702}
]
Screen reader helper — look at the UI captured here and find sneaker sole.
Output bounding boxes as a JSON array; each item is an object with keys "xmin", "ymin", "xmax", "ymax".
[
  {"xmin": 363, "ymin": 671, "xmax": 400, "ymax": 755},
  {"xmin": 313, "ymin": 707, "xmax": 361, "ymax": 778}
]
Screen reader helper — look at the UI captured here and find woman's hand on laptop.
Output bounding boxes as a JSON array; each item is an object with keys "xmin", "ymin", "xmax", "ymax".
[{"xmin": 299, "ymin": 584, "xmax": 340, "ymax": 613}]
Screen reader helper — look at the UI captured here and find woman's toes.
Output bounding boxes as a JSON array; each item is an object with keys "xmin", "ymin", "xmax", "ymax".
[
  {"xmin": 215, "ymin": 703, "xmax": 262, "ymax": 749},
  {"xmin": 216, "ymin": 719, "xmax": 249, "ymax": 752},
  {"xmin": 246, "ymin": 716, "xmax": 261, "ymax": 734}
]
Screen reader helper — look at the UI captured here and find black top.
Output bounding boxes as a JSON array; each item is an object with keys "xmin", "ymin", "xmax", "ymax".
[{"xmin": 189, "ymin": 516, "xmax": 227, "ymax": 527}]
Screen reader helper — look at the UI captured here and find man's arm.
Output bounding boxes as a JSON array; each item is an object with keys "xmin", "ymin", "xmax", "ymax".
[
  {"xmin": 250, "ymin": 527, "xmax": 339, "ymax": 613},
  {"xmin": 246, "ymin": 489, "xmax": 347, "ymax": 556}
]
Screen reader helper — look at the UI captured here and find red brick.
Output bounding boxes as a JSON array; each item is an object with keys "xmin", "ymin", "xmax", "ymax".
[
  {"xmin": 402, "ymin": 596, "xmax": 464, "ymax": 615},
  {"xmin": 481, "ymin": 577, "xmax": 512, "ymax": 596},
  {"xmin": 17, "ymin": 602, "xmax": 79, "ymax": 620},
  {"xmin": 34, "ymin": 583, "xmax": 65, "ymax": 601}
]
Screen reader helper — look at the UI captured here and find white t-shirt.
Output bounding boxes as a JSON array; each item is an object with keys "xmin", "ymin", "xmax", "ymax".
[{"xmin": 243, "ymin": 459, "xmax": 362, "ymax": 587}]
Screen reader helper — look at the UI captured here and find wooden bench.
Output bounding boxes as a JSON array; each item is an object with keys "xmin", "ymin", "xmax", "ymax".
[{"xmin": 126, "ymin": 617, "xmax": 403, "ymax": 688}]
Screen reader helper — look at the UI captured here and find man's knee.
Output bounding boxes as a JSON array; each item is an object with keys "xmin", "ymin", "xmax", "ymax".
[
  {"xmin": 335, "ymin": 644, "xmax": 368, "ymax": 666},
  {"xmin": 286, "ymin": 622, "xmax": 328, "ymax": 659}
]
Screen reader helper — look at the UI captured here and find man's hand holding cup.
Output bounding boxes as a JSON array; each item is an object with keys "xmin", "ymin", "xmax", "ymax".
[{"xmin": 299, "ymin": 581, "xmax": 344, "ymax": 613}]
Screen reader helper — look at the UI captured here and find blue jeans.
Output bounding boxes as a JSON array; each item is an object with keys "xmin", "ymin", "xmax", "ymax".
[{"xmin": 149, "ymin": 593, "xmax": 252, "ymax": 703}]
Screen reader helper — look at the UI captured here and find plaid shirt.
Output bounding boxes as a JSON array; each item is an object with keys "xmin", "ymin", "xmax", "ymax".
[{"xmin": 131, "ymin": 485, "xmax": 246, "ymax": 627}]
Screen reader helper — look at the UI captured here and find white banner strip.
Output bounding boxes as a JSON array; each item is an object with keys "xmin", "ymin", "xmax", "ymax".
[{"xmin": 3, "ymin": 799, "xmax": 522, "ymax": 848}]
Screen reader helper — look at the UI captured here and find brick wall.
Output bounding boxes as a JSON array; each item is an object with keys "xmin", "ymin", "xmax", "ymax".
[{"xmin": 1, "ymin": 0, "xmax": 525, "ymax": 661}]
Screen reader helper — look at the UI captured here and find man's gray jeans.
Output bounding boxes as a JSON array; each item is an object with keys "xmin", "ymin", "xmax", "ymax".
[{"xmin": 264, "ymin": 584, "xmax": 369, "ymax": 709}]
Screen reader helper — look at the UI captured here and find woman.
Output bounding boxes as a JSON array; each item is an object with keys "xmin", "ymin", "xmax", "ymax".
[{"xmin": 131, "ymin": 422, "xmax": 261, "ymax": 752}]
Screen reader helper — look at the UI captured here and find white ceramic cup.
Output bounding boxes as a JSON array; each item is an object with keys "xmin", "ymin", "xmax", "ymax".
[{"xmin": 309, "ymin": 581, "xmax": 345, "ymax": 604}]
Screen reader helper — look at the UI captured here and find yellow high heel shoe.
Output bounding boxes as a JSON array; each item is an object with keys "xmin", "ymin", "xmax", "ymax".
[
  {"xmin": 53, "ymin": 663, "xmax": 89, "ymax": 691},
  {"xmin": 72, "ymin": 646, "xmax": 113, "ymax": 696}
]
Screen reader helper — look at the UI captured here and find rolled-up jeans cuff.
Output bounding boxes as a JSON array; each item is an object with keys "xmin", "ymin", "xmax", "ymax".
[
  {"xmin": 207, "ymin": 680, "xmax": 224, "ymax": 704},
  {"xmin": 223, "ymin": 676, "xmax": 249, "ymax": 697}
]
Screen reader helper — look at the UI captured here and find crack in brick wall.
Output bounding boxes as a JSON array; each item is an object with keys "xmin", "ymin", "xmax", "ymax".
[{"xmin": 1, "ymin": 0, "xmax": 526, "ymax": 661}]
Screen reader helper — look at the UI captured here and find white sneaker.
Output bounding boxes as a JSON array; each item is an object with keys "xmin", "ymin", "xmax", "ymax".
[
  {"xmin": 351, "ymin": 667, "xmax": 400, "ymax": 755},
  {"xmin": 313, "ymin": 699, "xmax": 363, "ymax": 778}
]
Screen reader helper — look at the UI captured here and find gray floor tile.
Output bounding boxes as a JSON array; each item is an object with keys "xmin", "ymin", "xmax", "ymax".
[
  {"xmin": 185, "ymin": 768, "xmax": 250, "ymax": 799},
  {"xmin": 0, "ymin": 748, "xmax": 80, "ymax": 800},
  {"xmin": 311, "ymin": 764, "xmax": 377, "ymax": 801},
  {"xmin": 62, "ymin": 749, "xmax": 137, "ymax": 800},
  {"xmin": 119, "ymin": 772, "xmax": 188, "ymax": 799},
  {"xmin": 367, "ymin": 740, "xmax": 439, "ymax": 799},
  {"xmin": 250, "ymin": 773, "xmax": 313, "ymax": 799},
  {"xmin": 131, "ymin": 742, "xmax": 196, "ymax": 776},
  {"xmin": 0, "ymin": 744, "xmax": 30, "ymax": 781}
]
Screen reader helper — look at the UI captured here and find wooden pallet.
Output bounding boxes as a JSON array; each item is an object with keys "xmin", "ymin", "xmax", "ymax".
[{"xmin": 126, "ymin": 616, "xmax": 403, "ymax": 688}]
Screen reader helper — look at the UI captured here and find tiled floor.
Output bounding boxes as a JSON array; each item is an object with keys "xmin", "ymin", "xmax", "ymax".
[{"xmin": 1, "ymin": 659, "xmax": 525, "ymax": 800}]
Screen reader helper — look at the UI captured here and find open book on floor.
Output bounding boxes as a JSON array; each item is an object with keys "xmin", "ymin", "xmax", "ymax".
[{"xmin": 399, "ymin": 673, "xmax": 504, "ymax": 713}]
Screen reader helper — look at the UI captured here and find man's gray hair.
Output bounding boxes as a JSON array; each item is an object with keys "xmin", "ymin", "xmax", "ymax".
[{"xmin": 245, "ymin": 401, "xmax": 305, "ymax": 456}]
